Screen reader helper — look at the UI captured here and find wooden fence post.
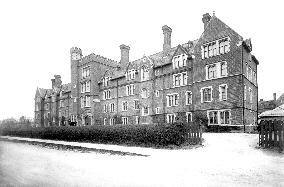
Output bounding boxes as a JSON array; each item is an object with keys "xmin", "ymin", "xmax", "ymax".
[
  {"xmin": 268, "ymin": 121, "xmax": 273, "ymax": 147},
  {"xmin": 259, "ymin": 120, "xmax": 263, "ymax": 147},
  {"xmin": 279, "ymin": 121, "xmax": 284, "ymax": 151},
  {"xmin": 264, "ymin": 121, "xmax": 269, "ymax": 148},
  {"xmin": 274, "ymin": 120, "xmax": 278, "ymax": 147}
]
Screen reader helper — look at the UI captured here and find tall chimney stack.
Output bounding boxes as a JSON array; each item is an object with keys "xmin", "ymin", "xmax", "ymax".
[
  {"xmin": 202, "ymin": 13, "xmax": 211, "ymax": 30},
  {"xmin": 273, "ymin": 93, "xmax": 276, "ymax": 101},
  {"xmin": 162, "ymin": 25, "xmax": 172, "ymax": 52},
  {"xmin": 119, "ymin": 44, "xmax": 130, "ymax": 65}
]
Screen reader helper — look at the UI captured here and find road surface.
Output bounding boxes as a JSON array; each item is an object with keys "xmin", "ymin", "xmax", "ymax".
[{"xmin": 0, "ymin": 133, "xmax": 283, "ymax": 186}]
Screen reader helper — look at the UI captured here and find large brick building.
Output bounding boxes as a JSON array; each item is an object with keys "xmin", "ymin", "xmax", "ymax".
[{"xmin": 34, "ymin": 13, "xmax": 259, "ymax": 132}]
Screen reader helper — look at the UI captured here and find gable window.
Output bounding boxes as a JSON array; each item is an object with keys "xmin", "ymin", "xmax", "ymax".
[
  {"xmin": 142, "ymin": 106, "xmax": 149, "ymax": 116},
  {"xmin": 172, "ymin": 54, "xmax": 188, "ymax": 69},
  {"xmin": 166, "ymin": 113, "xmax": 176, "ymax": 123},
  {"xmin": 141, "ymin": 88, "xmax": 148, "ymax": 98},
  {"xmin": 122, "ymin": 117, "xmax": 128, "ymax": 125},
  {"xmin": 167, "ymin": 93, "xmax": 179, "ymax": 107},
  {"xmin": 202, "ymin": 37, "xmax": 230, "ymax": 59},
  {"xmin": 186, "ymin": 112, "xmax": 192, "ymax": 122},
  {"xmin": 201, "ymin": 87, "xmax": 212, "ymax": 103},
  {"xmin": 103, "ymin": 90, "xmax": 111, "ymax": 100},
  {"xmin": 173, "ymin": 72, "xmax": 187, "ymax": 87},
  {"xmin": 219, "ymin": 84, "xmax": 227, "ymax": 101},
  {"xmin": 186, "ymin": 91, "xmax": 192, "ymax": 105},
  {"xmin": 122, "ymin": 101, "xmax": 128, "ymax": 111},
  {"xmin": 141, "ymin": 66, "xmax": 149, "ymax": 81},
  {"xmin": 110, "ymin": 103, "xmax": 115, "ymax": 112},
  {"xmin": 126, "ymin": 84, "xmax": 135, "ymax": 96},
  {"xmin": 126, "ymin": 69, "xmax": 136, "ymax": 80},
  {"xmin": 82, "ymin": 66, "xmax": 90, "ymax": 78},
  {"xmin": 134, "ymin": 100, "xmax": 139, "ymax": 110},
  {"xmin": 103, "ymin": 77, "xmax": 110, "ymax": 87}
]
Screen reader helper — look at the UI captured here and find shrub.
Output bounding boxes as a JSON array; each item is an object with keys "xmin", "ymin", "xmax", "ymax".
[{"xmin": 0, "ymin": 123, "xmax": 201, "ymax": 147}]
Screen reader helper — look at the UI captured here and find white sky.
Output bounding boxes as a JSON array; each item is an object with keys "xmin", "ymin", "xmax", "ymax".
[{"xmin": 0, "ymin": 0, "xmax": 283, "ymax": 120}]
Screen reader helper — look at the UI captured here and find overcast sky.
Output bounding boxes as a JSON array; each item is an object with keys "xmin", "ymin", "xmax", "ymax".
[{"xmin": 0, "ymin": 0, "xmax": 283, "ymax": 120}]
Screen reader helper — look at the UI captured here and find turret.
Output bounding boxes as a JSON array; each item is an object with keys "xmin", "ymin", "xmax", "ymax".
[{"xmin": 70, "ymin": 47, "xmax": 82, "ymax": 125}]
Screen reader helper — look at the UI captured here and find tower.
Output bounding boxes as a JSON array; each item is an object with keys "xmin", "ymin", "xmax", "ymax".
[{"xmin": 70, "ymin": 47, "xmax": 82, "ymax": 125}]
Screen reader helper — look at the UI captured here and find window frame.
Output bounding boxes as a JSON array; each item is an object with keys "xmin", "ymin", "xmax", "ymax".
[
  {"xmin": 122, "ymin": 117, "xmax": 128, "ymax": 125},
  {"xmin": 201, "ymin": 86, "xmax": 213, "ymax": 103},
  {"xmin": 219, "ymin": 84, "xmax": 228, "ymax": 101},
  {"xmin": 166, "ymin": 93, "xmax": 179, "ymax": 107},
  {"xmin": 186, "ymin": 112, "xmax": 192, "ymax": 123},
  {"xmin": 185, "ymin": 91, "xmax": 192, "ymax": 105},
  {"xmin": 110, "ymin": 103, "xmax": 115, "ymax": 113},
  {"xmin": 173, "ymin": 72, "xmax": 187, "ymax": 87},
  {"xmin": 166, "ymin": 113, "xmax": 176, "ymax": 123},
  {"xmin": 122, "ymin": 101, "xmax": 128, "ymax": 111}
]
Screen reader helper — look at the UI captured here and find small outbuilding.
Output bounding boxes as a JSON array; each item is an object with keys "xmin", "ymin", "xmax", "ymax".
[{"xmin": 259, "ymin": 104, "xmax": 284, "ymax": 121}]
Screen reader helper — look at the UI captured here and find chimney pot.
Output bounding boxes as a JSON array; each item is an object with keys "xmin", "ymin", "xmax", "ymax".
[
  {"xmin": 202, "ymin": 13, "xmax": 211, "ymax": 30},
  {"xmin": 119, "ymin": 44, "xmax": 130, "ymax": 65},
  {"xmin": 273, "ymin": 93, "xmax": 276, "ymax": 101}
]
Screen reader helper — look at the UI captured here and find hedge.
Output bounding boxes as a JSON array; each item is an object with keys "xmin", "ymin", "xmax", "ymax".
[{"xmin": 0, "ymin": 123, "xmax": 199, "ymax": 147}]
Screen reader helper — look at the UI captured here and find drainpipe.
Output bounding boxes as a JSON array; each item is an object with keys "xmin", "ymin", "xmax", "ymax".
[{"xmin": 241, "ymin": 43, "xmax": 245, "ymax": 133}]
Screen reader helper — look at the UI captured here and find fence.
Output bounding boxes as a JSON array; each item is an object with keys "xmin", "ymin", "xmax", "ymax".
[
  {"xmin": 259, "ymin": 120, "xmax": 284, "ymax": 150},
  {"xmin": 184, "ymin": 123, "xmax": 202, "ymax": 144}
]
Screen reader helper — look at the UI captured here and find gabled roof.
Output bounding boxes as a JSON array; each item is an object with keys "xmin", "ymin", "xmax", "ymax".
[
  {"xmin": 194, "ymin": 14, "xmax": 243, "ymax": 51},
  {"xmin": 98, "ymin": 41, "xmax": 196, "ymax": 82},
  {"xmin": 259, "ymin": 104, "xmax": 284, "ymax": 117},
  {"xmin": 61, "ymin": 83, "xmax": 71, "ymax": 92}
]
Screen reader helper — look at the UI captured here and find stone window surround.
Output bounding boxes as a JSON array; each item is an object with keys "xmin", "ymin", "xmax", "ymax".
[{"xmin": 200, "ymin": 86, "xmax": 213, "ymax": 103}]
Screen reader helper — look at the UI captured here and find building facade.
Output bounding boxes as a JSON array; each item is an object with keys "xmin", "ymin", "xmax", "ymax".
[{"xmin": 34, "ymin": 13, "xmax": 259, "ymax": 132}]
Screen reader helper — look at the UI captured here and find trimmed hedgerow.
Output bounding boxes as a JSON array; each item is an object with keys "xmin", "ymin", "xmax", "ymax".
[{"xmin": 0, "ymin": 123, "xmax": 199, "ymax": 147}]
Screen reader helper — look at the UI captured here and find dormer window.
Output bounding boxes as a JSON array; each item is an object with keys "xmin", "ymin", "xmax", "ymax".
[
  {"xmin": 141, "ymin": 66, "xmax": 149, "ymax": 81},
  {"xmin": 172, "ymin": 54, "xmax": 188, "ymax": 69},
  {"xmin": 126, "ymin": 69, "xmax": 136, "ymax": 80},
  {"xmin": 201, "ymin": 37, "xmax": 230, "ymax": 59},
  {"xmin": 103, "ymin": 77, "xmax": 110, "ymax": 87}
]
